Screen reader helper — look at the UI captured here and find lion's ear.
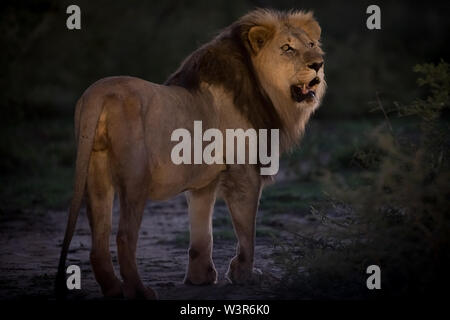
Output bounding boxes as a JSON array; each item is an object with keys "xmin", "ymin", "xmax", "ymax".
[{"xmin": 247, "ymin": 25, "xmax": 274, "ymax": 55}]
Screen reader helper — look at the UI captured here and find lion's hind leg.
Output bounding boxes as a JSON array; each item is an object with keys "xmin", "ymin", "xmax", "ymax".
[
  {"xmin": 106, "ymin": 95, "xmax": 156, "ymax": 299},
  {"xmin": 86, "ymin": 150, "xmax": 122, "ymax": 298}
]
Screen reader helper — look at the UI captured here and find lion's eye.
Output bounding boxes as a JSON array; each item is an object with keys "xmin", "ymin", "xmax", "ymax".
[
  {"xmin": 281, "ymin": 44, "xmax": 294, "ymax": 52},
  {"xmin": 309, "ymin": 42, "xmax": 315, "ymax": 48}
]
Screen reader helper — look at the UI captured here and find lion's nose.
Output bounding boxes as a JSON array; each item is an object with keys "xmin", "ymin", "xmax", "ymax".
[{"xmin": 308, "ymin": 61, "xmax": 324, "ymax": 72}]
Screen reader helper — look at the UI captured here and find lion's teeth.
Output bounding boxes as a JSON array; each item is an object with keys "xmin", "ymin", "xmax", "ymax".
[{"xmin": 301, "ymin": 84, "xmax": 309, "ymax": 94}]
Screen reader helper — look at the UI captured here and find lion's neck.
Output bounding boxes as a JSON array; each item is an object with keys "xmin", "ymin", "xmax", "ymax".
[
  {"xmin": 259, "ymin": 85, "xmax": 317, "ymax": 152},
  {"xmin": 201, "ymin": 83, "xmax": 252, "ymax": 130},
  {"xmin": 202, "ymin": 83, "xmax": 315, "ymax": 153}
]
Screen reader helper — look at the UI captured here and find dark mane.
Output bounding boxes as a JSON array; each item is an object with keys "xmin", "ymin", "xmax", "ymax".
[{"xmin": 164, "ymin": 15, "xmax": 284, "ymax": 132}]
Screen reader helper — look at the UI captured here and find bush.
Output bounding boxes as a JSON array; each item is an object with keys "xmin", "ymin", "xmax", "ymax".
[{"xmin": 273, "ymin": 60, "xmax": 450, "ymax": 299}]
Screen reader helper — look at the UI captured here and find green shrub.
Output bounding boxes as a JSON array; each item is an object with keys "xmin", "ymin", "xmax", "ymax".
[{"xmin": 273, "ymin": 60, "xmax": 450, "ymax": 299}]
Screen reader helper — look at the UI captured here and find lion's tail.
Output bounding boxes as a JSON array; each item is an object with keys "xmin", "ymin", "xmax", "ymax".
[{"xmin": 55, "ymin": 95, "xmax": 104, "ymax": 298}]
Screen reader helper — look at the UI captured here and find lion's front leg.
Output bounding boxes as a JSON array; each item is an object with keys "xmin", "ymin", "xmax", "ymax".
[
  {"xmin": 221, "ymin": 167, "xmax": 263, "ymax": 284},
  {"xmin": 184, "ymin": 179, "xmax": 219, "ymax": 285}
]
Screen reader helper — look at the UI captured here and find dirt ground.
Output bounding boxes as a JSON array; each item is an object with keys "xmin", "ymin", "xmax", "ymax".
[{"xmin": 0, "ymin": 183, "xmax": 315, "ymax": 300}]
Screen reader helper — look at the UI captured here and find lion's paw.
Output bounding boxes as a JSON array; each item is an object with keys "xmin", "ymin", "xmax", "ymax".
[
  {"xmin": 102, "ymin": 280, "xmax": 123, "ymax": 299},
  {"xmin": 122, "ymin": 282, "xmax": 158, "ymax": 300},
  {"xmin": 226, "ymin": 257, "xmax": 263, "ymax": 285},
  {"xmin": 185, "ymin": 261, "xmax": 217, "ymax": 285}
]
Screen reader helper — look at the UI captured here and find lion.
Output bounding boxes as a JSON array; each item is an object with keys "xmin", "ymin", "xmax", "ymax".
[{"xmin": 56, "ymin": 8, "xmax": 325, "ymax": 299}]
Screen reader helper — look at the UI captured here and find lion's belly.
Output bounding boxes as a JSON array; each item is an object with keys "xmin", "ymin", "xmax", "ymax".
[{"xmin": 147, "ymin": 162, "xmax": 225, "ymax": 201}]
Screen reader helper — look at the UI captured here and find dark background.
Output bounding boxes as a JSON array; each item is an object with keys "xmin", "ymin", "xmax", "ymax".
[
  {"xmin": 2, "ymin": 0, "xmax": 450, "ymax": 119},
  {"xmin": 0, "ymin": 0, "xmax": 449, "ymax": 300},
  {"xmin": 1, "ymin": 0, "xmax": 449, "ymax": 210}
]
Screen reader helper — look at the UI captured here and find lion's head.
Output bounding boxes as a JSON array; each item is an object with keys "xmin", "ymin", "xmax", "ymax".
[
  {"xmin": 241, "ymin": 10, "xmax": 325, "ymax": 108},
  {"xmin": 166, "ymin": 9, "xmax": 326, "ymax": 150}
]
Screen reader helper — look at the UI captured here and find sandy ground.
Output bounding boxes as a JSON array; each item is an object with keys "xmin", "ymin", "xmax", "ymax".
[{"xmin": 0, "ymin": 191, "xmax": 308, "ymax": 300}]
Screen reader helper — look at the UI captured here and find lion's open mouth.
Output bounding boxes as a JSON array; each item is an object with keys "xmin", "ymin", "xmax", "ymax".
[{"xmin": 290, "ymin": 77, "xmax": 321, "ymax": 103}]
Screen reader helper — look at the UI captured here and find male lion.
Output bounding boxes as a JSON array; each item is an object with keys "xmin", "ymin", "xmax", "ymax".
[{"xmin": 56, "ymin": 9, "xmax": 325, "ymax": 299}]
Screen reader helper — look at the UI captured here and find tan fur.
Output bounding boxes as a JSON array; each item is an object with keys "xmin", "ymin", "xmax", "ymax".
[{"xmin": 56, "ymin": 9, "xmax": 325, "ymax": 299}]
